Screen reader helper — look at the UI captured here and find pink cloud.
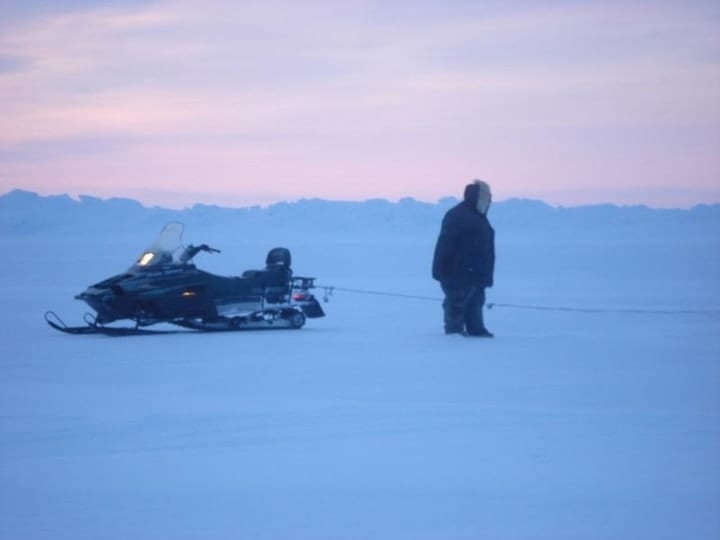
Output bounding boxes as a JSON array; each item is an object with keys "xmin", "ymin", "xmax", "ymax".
[{"xmin": 0, "ymin": 0, "xmax": 718, "ymax": 208}]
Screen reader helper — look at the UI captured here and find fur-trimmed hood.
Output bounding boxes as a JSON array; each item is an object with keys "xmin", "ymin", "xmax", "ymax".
[{"xmin": 463, "ymin": 180, "xmax": 491, "ymax": 214}]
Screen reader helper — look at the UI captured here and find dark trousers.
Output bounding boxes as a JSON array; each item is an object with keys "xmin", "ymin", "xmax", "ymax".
[{"xmin": 441, "ymin": 284, "xmax": 487, "ymax": 334}]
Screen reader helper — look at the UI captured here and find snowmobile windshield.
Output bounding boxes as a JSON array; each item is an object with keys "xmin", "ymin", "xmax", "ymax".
[{"xmin": 132, "ymin": 222, "xmax": 185, "ymax": 269}]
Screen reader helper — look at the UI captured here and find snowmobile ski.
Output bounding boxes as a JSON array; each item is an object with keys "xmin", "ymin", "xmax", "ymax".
[{"xmin": 44, "ymin": 311, "xmax": 180, "ymax": 336}]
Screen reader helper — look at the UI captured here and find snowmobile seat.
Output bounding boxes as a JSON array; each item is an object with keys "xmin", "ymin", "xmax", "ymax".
[
  {"xmin": 265, "ymin": 247, "xmax": 291, "ymax": 268},
  {"xmin": 242, "ymin": 247, "xmax": 292, "ymax": 302}
]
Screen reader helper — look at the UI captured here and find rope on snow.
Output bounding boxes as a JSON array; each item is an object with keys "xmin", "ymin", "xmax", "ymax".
[
  {"xmin": 320, "ymin": 286, "xmax": 441, "ymax": 302},
  {"xmin": 318, "ymin": 285, "xmax": 720, "ymax": 317},
  {"xmin": 486, "ymin": 302, "xmax": 720, "ymax": 317}
]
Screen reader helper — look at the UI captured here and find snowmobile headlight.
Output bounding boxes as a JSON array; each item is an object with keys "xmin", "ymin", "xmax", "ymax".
[
  {"xmin": 182, "ymin": 290, "xmax": 196, "ymax": 297},
  {"xmin": 137, "ymin": 252, "xmax": 154, "ymax": 266}
]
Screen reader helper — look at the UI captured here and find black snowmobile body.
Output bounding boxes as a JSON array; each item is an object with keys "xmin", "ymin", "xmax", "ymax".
[{"xmin": 46, "ymin": 222, "xmax": 325, "ymax": 335}]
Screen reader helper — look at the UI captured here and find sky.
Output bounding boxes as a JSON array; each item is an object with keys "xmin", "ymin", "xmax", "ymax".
[{"xmin": 0, "ymin": 0, "xmax": 719, "ymax": 209}]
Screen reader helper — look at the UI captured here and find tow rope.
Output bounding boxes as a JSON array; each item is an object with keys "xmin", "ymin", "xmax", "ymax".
[
  {"xmin": 320, "ymin": 286, "xmax": 440, "ymax": 302},
  {"xmin": 486, "ymin": 302, "xmax": 720, "ymax": 316},
  {"xmin": 318, "ymin": 286, "xmax": 720, "ymax": 317}
]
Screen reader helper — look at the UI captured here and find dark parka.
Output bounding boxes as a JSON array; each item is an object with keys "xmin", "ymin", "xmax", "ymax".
[{"xmin": 432, "ymin": 183, "xmax": 495, "ymax": 288}]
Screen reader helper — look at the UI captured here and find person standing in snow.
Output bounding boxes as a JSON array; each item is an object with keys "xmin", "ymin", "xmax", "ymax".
[{"xmin": 432, "ymin": 180, "xmax": 495, "ymax": 337}]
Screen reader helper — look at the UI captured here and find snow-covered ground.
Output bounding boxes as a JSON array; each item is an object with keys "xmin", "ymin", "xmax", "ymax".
[{"xmin": 1, "ymin": 211, "xmax": 719, "ymax": 539}]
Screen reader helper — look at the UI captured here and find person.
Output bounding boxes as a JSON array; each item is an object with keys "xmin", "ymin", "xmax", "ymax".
[{"xmin": 432, "ymin": 180, "xmax": 495, "ymax": 337}]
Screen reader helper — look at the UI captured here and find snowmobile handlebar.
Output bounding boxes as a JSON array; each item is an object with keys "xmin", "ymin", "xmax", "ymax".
[
  {"xmin": 197, "ymin": 243, "xmax": 221, "ymax": 254},
  {"xmin": 179, "ymin": 243, "xmax": 221, "ymax": 263}
]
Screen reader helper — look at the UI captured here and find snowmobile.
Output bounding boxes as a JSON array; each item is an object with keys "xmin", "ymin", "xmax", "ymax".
[{"xmin": 45, "ymin": 222, "xmax": 325, "ymax": 335}]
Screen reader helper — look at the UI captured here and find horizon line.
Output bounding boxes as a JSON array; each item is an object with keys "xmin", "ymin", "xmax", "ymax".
[{"xmin": 2, "ymin": 187, "xmax": 719, "ymax": 212}]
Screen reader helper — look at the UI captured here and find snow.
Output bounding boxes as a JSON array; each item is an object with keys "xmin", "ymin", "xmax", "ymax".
[{"xmin": 1, "ymin": 196, "xmax": 719, "ymax": 539}]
